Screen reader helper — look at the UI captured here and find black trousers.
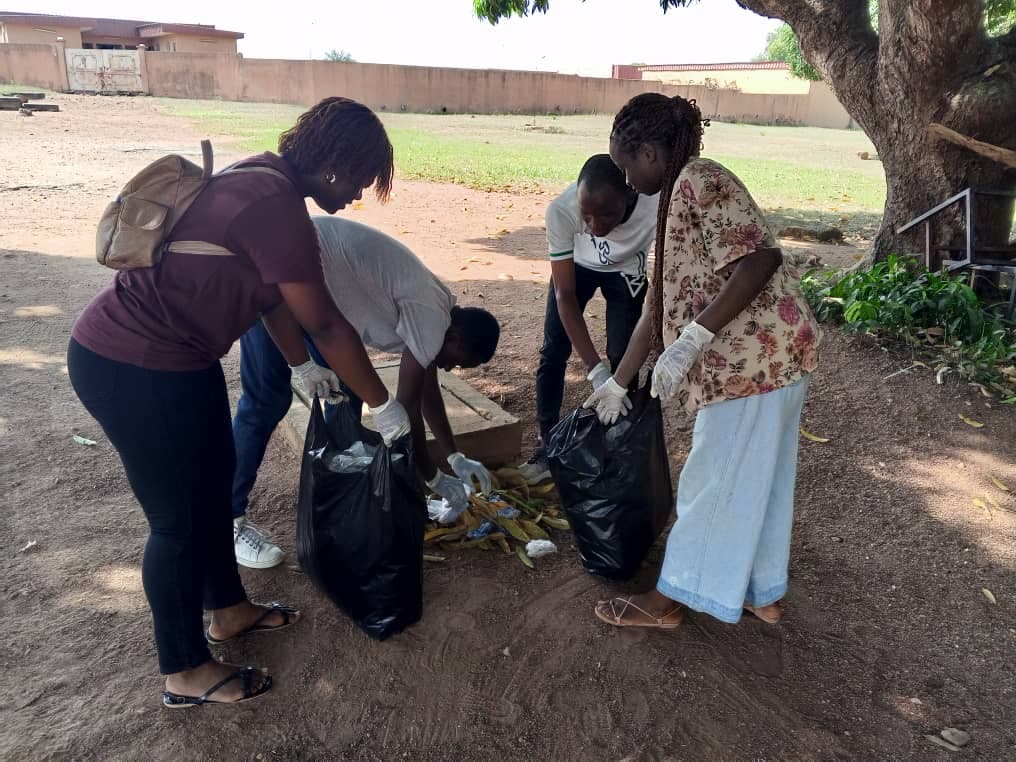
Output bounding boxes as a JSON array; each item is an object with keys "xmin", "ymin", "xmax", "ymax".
[
  {"xmin": 535, "ymin": 266, "xmax": 645, "ymax": 442},
  {"xmin": 67, "ymin": 339, "xmax": 246, "ymax": 675}
]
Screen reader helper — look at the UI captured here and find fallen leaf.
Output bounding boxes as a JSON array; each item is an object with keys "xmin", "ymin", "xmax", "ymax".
[
  {"xmin": 351, "ymin": 201, "xmax": 364, "ymax": 210},
  {"xmin": 959, "ymin": 414, "xmax": 984, "ymax": 428},
  {"xmin": 73, "ymin": 435, "xmax": 97, "ymax": 446},
  {"xmin": 498, "ymin": 273, "xmax": 514, "ymax": 281},
  {"xmin": 924, "ymin": 326, "xmax": 945, "ymax": 337},
  {"xmin": 17, "ymin": 540, "xmax": 37, "ymax": 554},
  {"xmin": 800, "ymin": 428, "xmax": 831, "ymax": 443},
  {"xmin": 982, "ymin": 588, "xmax": 997, "ymax": 605},
  {"xmin": 991, "ymin": 476, "xmax": 1010, "ymax": 492},
  {"xmin": 459, "ymin": 265, "xmax": 469, "ymax": 271},
  {"xmin": 973, "ymin": 497, "xmax": 990, "ymax": 515},
  {"xmin": 422, "ymin": 554, "xmax": 447, "ymax": 563},
  {"xmin": 985, "ymin": 494, "xmax": 1001, "ymax": 510},
  {"xmin": 935, "ymin": 366, "xmax": 951, "ymax": 384}
]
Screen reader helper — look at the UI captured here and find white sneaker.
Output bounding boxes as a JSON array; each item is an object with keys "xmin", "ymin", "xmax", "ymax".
[
  {"xmin": 233, "ymin": 517, "xmax": 285, "ymax": 569},
  {"xmin": 517, "ymin": 450, "xmax": 551, "ymax": 486}
]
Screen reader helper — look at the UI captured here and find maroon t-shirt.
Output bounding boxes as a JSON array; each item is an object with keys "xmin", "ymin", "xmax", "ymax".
[{"xmin": 73, "ymin": 153, "xmax": 322, "ymax": 371}]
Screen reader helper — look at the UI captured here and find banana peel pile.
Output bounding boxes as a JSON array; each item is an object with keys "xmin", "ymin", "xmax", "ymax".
[{"xmin": 423, "ymin": 467, "xmax": 568, "ymax": 568}]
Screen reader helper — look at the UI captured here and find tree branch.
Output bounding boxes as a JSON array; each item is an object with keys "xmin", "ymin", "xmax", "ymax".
[
  {"xmin": 929, "ymin": 123, "xmax": 1016, "ymax": 169},
  {"xmin": 738, "ymin": 0, "xmax": 879, "ymax": 126}
]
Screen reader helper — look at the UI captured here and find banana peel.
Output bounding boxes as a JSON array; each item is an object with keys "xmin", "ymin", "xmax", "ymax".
[
  {"xmin": 529, "ymin": 482, "xmax": 557, "ymax": 496},
  {"xmin": 516, "ymin": 546, "xmax": 535, "ymax": 569},
  {"xmin": 520, "ymin": 519, "xmax": 549, "ymax": 540},
  {"xmin": 497, "ymin": 518, "xmax": 531, "ymax": 543},
  {"xmin": 425, "ymin": 526, "xmax": 465, "ymax": 543},
  {"xmin": 541, "ymin": 516, "xmax": 570, "ymax": 531}
]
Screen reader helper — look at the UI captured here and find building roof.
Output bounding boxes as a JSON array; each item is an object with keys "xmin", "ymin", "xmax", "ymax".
[
  {"xmin": 635, "ymin": 62, "xmax": 790, "ymax": 72},
  {"xmin": 0, "ymin": 11, "xmax": 243, "ymax": 39}
]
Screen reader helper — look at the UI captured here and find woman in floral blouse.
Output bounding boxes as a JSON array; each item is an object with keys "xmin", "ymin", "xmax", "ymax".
[{"xmin": 584, "ymin": 93, "xmax": 820, "ymax": 628}]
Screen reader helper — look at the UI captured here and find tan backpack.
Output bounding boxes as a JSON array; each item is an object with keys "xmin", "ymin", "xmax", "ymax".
[{"xmin": 96, "ymin": 139, "xmax": 288, "ymax": 270}]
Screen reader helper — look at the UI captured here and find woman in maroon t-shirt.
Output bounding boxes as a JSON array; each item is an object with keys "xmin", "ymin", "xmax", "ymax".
[{"xmin": 67, "ymin": 98, "xmax": 412, "ymax": 708}]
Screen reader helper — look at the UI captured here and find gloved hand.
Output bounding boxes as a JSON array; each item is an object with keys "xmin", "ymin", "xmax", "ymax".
[
  {"xmin": 447, "ymin": 452, "xmax": 492, "ymax": 494},
  {"xmin": 290, "ymin": 360, "xmax": 343, "ymax": 401},
  {"xmin": 368, "ymin": 394, "xmax": 412, "ymax": 446},
  {"xmin": 651, "ymin": 321, "xmax": 715, "ymax": 401},
  {"xmin": 586, "ymin": 360, "xmax": 612, "ymax": 392},
  {"xmin": 581, "ymin": 377, "xmax": 632, "ymax": 426},
  {"xmin": 426, "ymin": 469, "xmax": 470, "ymax": 512}
]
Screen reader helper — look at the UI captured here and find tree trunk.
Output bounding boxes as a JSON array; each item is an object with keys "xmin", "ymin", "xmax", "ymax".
[{"xmin": 740, "ymin": 0, "xmax": 1016, "ymax": 265}]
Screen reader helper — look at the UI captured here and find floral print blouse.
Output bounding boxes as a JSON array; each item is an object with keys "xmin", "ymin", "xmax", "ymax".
[{"xmin": 654, "ymin": 157, "xmax": 820, "ymax": 413}]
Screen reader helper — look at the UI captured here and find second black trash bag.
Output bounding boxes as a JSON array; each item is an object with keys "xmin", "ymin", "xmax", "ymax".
[
  {"xmin": 545, "ymin": 390, "xmax": 673, "ymax": 580},
  {"xmin": 296, "ymin": 397, "xmax": 425, "ymax": 640}
]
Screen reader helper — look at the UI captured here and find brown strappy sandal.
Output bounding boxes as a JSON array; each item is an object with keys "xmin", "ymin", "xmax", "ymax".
[
  {"xmin": 594, "ymin": 597, "xmax": 684, "ymax": 629},
  {"xmin": 743, "ymin": 600, "xmax": 785, "ymax": 624}
]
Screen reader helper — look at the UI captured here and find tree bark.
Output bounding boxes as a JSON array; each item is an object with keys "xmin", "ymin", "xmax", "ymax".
[{"xmin": 738, "ymin": 0, "xmax": 1016, "ymax": 264}]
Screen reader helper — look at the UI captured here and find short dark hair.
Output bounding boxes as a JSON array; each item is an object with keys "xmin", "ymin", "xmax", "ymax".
[
  {"xmin": 450, "ymin": 306, "xmax": 500, "ymax": 364},
  {"xmin": 278, "ymin": 97, "xmax": 394, "ymax": 202},
  {"xmin": 577, "ymin": 153, "xmax": 628, "ymax": 197}
]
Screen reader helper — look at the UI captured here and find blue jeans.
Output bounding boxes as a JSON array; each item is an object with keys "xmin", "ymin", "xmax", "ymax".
[
  {"xmin": 231, "ymin": 320, "xmax": 361, "ymax": 519},
  {"xmin": 656, "ymin": 378, "xmax": 810, "ymax": 623}
]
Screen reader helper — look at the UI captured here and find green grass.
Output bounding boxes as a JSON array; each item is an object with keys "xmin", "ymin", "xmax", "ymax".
[{"xmin": 156, "ymin": 99, "xmax": 886, "ymax": 237}]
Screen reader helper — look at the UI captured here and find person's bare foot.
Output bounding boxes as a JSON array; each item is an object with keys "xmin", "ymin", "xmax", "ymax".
[
  {"xmin": 164, "ymin": 659, "xmax": 270, "ymax": 704},
  {"xmin": 594, "ymin": 589, "xmax": 683, "ymax": 628},
  {"xmin": 206, "ymin": 600, "xmax": 301, "ymax": 642}
]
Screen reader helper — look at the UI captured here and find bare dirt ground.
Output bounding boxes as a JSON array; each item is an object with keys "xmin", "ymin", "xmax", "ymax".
[{"xmin": 1, "ymin": 94, "xmax": 1015, "ymax": 761}]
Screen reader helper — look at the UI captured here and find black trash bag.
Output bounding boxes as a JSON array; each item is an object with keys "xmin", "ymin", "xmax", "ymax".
[
  {"xmin": 296, "ymin": 398, "xmax": 425, "ymax": 640},
  {"xmin": 545, "ymin": 389, "xmax": 673, "ymax": 580}
]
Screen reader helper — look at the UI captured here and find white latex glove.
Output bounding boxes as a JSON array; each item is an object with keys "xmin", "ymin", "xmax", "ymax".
[
  {"xmin": 426, "ymin": 470, "xmax": 470, "ymax": 512},
  {"xmin": 290, "ymin": 360, "xmax": 342, "ymax": 401},
  {"xmin": 447, "ymin": 452, "xmax": 492, "ymax": 494},
  {"xmin": 586, "ymin": 360, "xmax": 612, "ymax": 392},
  {"xmin": 651, "ymin": 321, "xmax": 715, "ymax": 401},
  {"xmin": 581, "ymin": 377, "xmax": 632, "ymax": 426},
  {"xmin": 368, "ymin": 394, "xmax": 411, "ymax": 445}
]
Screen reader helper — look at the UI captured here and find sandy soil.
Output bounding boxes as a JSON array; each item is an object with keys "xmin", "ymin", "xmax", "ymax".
[{"xmin": 1, "ymin": 94, "xmax": 1014, "ymax": 761}]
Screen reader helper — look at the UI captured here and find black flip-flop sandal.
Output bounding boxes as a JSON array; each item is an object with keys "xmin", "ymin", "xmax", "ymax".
[
  {"xmin": 206, "ymin": 602, "xmax": 299, "ymax": 645},
  {"xmin": 162, "ymin": 666, "xmax": 272, "ymax": 708}
]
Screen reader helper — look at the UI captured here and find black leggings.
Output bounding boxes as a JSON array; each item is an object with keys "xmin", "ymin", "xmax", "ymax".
[{"xmin": 67, "ymin": 339, "xmax": 246, "ymax": 674}]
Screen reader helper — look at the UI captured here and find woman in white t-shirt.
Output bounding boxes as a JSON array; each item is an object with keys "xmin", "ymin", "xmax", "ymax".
[{"xmin": 520, "ymin": 154, "xmax": 659, "ymax": 484}]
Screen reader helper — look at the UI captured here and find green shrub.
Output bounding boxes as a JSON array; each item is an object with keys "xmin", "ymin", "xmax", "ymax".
[{"xmin": 802, "ymin": 256, "xmax": 1016, "ymax": 401}]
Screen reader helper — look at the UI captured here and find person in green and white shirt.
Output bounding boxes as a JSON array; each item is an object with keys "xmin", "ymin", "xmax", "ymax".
[{"xmin": 520, "ymin": 154, "xmax": 659, "ymax": 484}]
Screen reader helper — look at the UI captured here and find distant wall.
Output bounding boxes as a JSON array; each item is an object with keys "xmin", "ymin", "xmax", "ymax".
[
  {"xmin": 0, "ymin": 22, "xmax": 82, "ymax": 47},
  {"xmin": 806, "ymin": 81, "xmax": 854, "ymax": 130},
  {"xmin": 156, "ymin": 35, "xmax": 238, "ymax": 55},
  {"xmin": 143, "ymin": 53, "xmax": 696, "ymax": 115},
  {"xmin": 650, "ymin": 67, "xmax": 811, "ymax": 95},
  {"xmin": 0, "ymin": 43, "xmax": 856, "ymax": 128},
  {"xmin": 0, "ymin": 43, "xmax": 66, "ymax": 90}
]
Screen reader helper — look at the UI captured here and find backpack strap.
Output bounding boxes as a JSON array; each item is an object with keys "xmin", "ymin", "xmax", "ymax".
[
  {"xmin": 165, "ymin": 165, "xmax": 293, "ymax": 258},
  {"xmin": 164, "ymin": 240, "xmax": 235, "ymax": 256}
]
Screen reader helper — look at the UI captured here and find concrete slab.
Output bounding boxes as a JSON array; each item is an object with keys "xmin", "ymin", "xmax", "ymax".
[{"xmin": 281, "ymin": 361, "xmax": 521, "ymax": 467}]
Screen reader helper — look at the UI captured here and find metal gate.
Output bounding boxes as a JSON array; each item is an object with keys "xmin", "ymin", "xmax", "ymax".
[{"xmin": 65, "ymin": 49, "xmax": 145, "ymax": 94}]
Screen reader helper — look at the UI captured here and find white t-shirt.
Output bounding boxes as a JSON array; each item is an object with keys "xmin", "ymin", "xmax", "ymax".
[
  {"xmin": 314, "ymin": 216, "xmax": 455, "ymax": 367},
  {"xmin": 545, "ymin": 182, "xmax": 659, "ymax": 296}
]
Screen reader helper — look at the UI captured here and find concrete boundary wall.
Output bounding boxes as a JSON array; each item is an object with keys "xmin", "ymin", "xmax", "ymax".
[
  {"xmin": 0, "ymin": 43, "xmax": 67, "ymax": 91},
  {"xmin": 0, "ymin": 43, "xmax": 853, "ymax": 128}
]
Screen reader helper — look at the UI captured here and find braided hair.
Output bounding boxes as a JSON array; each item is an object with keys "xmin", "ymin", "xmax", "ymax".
[
  {"xmin": 279, "ymin": 97, "xmax": 394, "ymax": 202},
  {"xmin": 611, "ymin": 94, "xmax": 707, "ymax": 351}
]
